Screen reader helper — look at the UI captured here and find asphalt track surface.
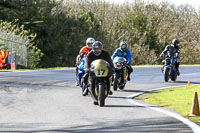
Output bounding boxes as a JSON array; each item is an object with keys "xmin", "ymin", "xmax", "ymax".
[{"xmin": 0, "ymin": 66, "xmax": 199, "ymax": 132}]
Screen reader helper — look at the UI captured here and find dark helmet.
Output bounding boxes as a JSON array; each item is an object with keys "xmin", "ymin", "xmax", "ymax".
[
  {"xmin": 92, "ymin": 41, "xmax": 103, "ymax": 56},
  {"xmin": 172, "ymin": 38, "xmax": 180, "ymax": 47},
  {"xmin": 120, "ymin": 41, "xmax": 127, "ymax": 51}
]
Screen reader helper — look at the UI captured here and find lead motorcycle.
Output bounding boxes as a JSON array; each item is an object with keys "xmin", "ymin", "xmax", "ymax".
[
  {"xmin": 162, "ymin": 55, "xmax": 178, "ymax": 82},
  {"xmin": 89, "ymin": 59, "xmax": 112, "ymax": 107},
  {"xmin": 112, "ymin": 57, "xmax": 128, "ymax": 91}
]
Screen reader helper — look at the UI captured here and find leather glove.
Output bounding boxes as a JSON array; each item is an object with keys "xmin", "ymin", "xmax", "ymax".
[
  {"xmin": 160, "ymin": 54, "xmax": 164, "ymax": 57},
  {"xmin": 126, "ymin": 62, "xmax": 131, "ymax": 66}
]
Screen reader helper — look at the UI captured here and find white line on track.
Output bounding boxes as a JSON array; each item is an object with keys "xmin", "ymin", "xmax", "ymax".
[{"xmin": 126, "ymin": 85, "xmax": 200, "ymax": 133}]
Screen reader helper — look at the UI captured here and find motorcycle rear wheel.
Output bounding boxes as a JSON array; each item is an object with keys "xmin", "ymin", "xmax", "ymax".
[{"xmin": 171, "ymin": 71, "xmax": 177, "ymax": 81}]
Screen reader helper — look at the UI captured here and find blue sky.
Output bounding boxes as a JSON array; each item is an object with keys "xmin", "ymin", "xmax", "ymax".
[{"xmin": 105, "ymin": 0, "xmax": 200, "ymax": 11}]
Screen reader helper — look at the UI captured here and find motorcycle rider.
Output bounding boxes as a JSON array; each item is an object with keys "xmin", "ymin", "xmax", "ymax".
[
  {"xmin": 75, "ymin": 37, "xmax": 95, "ymax": 86},
  {"xmin": 84, "ymin": 41, "xmax": 114, "ymax": 103},
  {"xmin": 160, "ymin": 38, "xmax": 180, "ymax": 75},
  {"xmin": 111, "ymin": 41, "xmax": 133, "ymax": 81}
]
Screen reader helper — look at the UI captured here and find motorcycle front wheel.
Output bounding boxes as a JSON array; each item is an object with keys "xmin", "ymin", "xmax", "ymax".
[
  {"xmin": 99, "ymin": 83, "xmax": 106, "ymax": 107},
  {"xmin": 164, "ymin": 68, "xmax": 169, "ymax": 82},
  {"xmin": 113, "ymin": 76, "xmax": 119, "ymax": 91},
  {"xmin": 119, "ymin": 83, "xmax": 125, "ymax": 90},
  {"xmin": 81, "ymin": 78, "xmax": 88, "ymax": 96}
]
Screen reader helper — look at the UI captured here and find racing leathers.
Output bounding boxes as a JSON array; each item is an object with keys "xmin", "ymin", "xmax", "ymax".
[
  {"xmin": 111, "ymin": 48, "xmax": 133, "ymax": 81},
  {"xmin": 160, "ymin": 44, "xmax": 180, "ymax": 75},
  {"xmin": 85, "ymin": 50, "xmax": 114, "ymax": 69},
  {"xmin": 76, "ymin": 46, "xmax": 91, "ymax": 64},
  {"xmin": 79, "ymin": 46, "xmax": 91, "ymax": 55},
  {"xmin": 75, "ymin": 46, "xmax": 92, "ymax": 86},
  {"xmin": 84, "ymin": 50, "xmax": 114, "ymax": 94}
]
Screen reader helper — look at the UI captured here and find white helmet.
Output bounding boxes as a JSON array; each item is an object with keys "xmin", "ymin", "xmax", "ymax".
[
  {"xmin": 120, "ymin": 41, "xmax": 127, "ymax": 51},
  {"xmin": 86, "ymin": 37, "xmax": 95, "ymax": 49}
]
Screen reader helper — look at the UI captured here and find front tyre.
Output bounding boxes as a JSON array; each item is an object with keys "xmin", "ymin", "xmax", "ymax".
[
  {"xmin": 81, "ymin": 78, "xmax": 88, "ymax": 96},
  {"xmin": 164, "ymin": 68, "xmax": 169, "ymax": 82},
  {"xmin": 119, "ymin": 83, "xmax": 125, "ymax": 90},
  {"xmin": 82, "ymin": 85, "xmax": 88, "ymax": 96},
  {"xmin": 99, "ymin": 83, "xmax": 105, "ymax": 107},
  {"xmin": 113, "ymin": 76, "xmax": 118, "ymax": 91}
]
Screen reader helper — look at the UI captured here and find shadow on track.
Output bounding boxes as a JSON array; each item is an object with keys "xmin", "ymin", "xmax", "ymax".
[{"xmin": 0, "ymin": 117, "xmax": 191, "ymax": 132}]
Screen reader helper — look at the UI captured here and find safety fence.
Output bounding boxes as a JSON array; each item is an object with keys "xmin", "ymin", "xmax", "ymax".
[{"xmin": 0, "ymin": 32, "xmax": 29, "ymax": 68}]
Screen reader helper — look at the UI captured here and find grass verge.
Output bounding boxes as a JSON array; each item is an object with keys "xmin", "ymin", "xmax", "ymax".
[{"xmin": 135, "ymin": 85, "xmax": 200, "ymax": 126}]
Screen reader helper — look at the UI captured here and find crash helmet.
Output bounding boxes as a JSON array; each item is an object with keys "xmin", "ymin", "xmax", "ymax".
[
  {"xmin": 92, "ymin": 41, "xmax": 103, "ymax": 56},
  {"xmin": 120, "ymin": 41, "xmax": 127, "ymax": 51},
  {"xmin": 86, "ymin": 37, "xmax": 95, "ymax": 49},
  {"xmin": 172, "ymin": 38, "xmax": 180, "ymax": 47}
]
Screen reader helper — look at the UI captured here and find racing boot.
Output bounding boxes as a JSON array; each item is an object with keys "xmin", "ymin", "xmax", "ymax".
[
  {"xmin": 108, "ymin": 90, "xmax": 113, "ymax": 95},
  {"xmin": 177, "ymin": 70, "xmax": 180, "ymax": 76},
  {"xmin": 111, "ymin": 75, "xmax": 114, "ymax": 86},
  {"xmin": 127, "ymin": 74, "xmax": 131, "ymax": 81},
  {"xmin": 76, "ymin": 80, "xmax": 79, "ymax": 86},
  {"xmin": 93, "ymin": 101, "xmax": 98, "ymax": 105}
]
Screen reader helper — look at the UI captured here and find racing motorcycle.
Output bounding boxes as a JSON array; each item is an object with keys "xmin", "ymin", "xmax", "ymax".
[
  {"xmin": 75, "ymin": 52, "xmax": 89, "ymax": 96},
  {"xmin": 112, "ymin": 57, "xmax": 128, "ymax": 91},
  {"xmin": 89, "ymin": 59, "xmax": 112, "ymax": 107},
  {"xmin": 162, "ymin": 55, "xmax": 178, "ymax": 82}
]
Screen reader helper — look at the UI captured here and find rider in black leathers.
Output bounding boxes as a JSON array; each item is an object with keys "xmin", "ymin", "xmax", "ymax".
[
  {"xmin": 84, "ymin": 41, "xmax": 114, "ymax": 99},
  {"xmin": 160, "ymin": 38, "xmax": 180, "ymax": 75}
]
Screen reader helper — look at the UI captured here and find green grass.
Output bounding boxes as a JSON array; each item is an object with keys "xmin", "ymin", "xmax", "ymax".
[{"xmin": 136, "ymin": 85, "xmax": 200, "ymax": 125}]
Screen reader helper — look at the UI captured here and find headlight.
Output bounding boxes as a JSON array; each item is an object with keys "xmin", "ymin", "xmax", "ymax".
[{"xmin": 116, "ymin": 63, "xmax": 121, "ymax": 67}]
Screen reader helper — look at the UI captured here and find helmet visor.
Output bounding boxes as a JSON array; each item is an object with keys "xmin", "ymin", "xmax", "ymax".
[
  {"xmin": 87, "ymin": 43, "xmax": 93, "ymax": 49},
  {"xmin": 93, "ymin": 48, "xmax": 102, "ymax": 55},
  {"xmin": 121, "ymin": 45, "xmax": 126, "ymax": 48},
  {"xmin": 121, "ymin": 44, "xmax": 126, "ymax": 51}
]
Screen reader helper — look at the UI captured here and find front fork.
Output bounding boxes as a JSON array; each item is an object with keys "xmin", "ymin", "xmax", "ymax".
[
  {"xmin": 114, "ymin": 70, "xmax": 124, "ymax": 84},
  {"xmin": 164, "ymin": 65, "xmax": 171, "ymax": 74}
]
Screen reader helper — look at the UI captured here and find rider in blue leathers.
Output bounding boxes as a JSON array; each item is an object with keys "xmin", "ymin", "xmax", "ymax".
[{"xmin": 111, "ymin": 41, "xmax": 133, "ymax": 81}]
